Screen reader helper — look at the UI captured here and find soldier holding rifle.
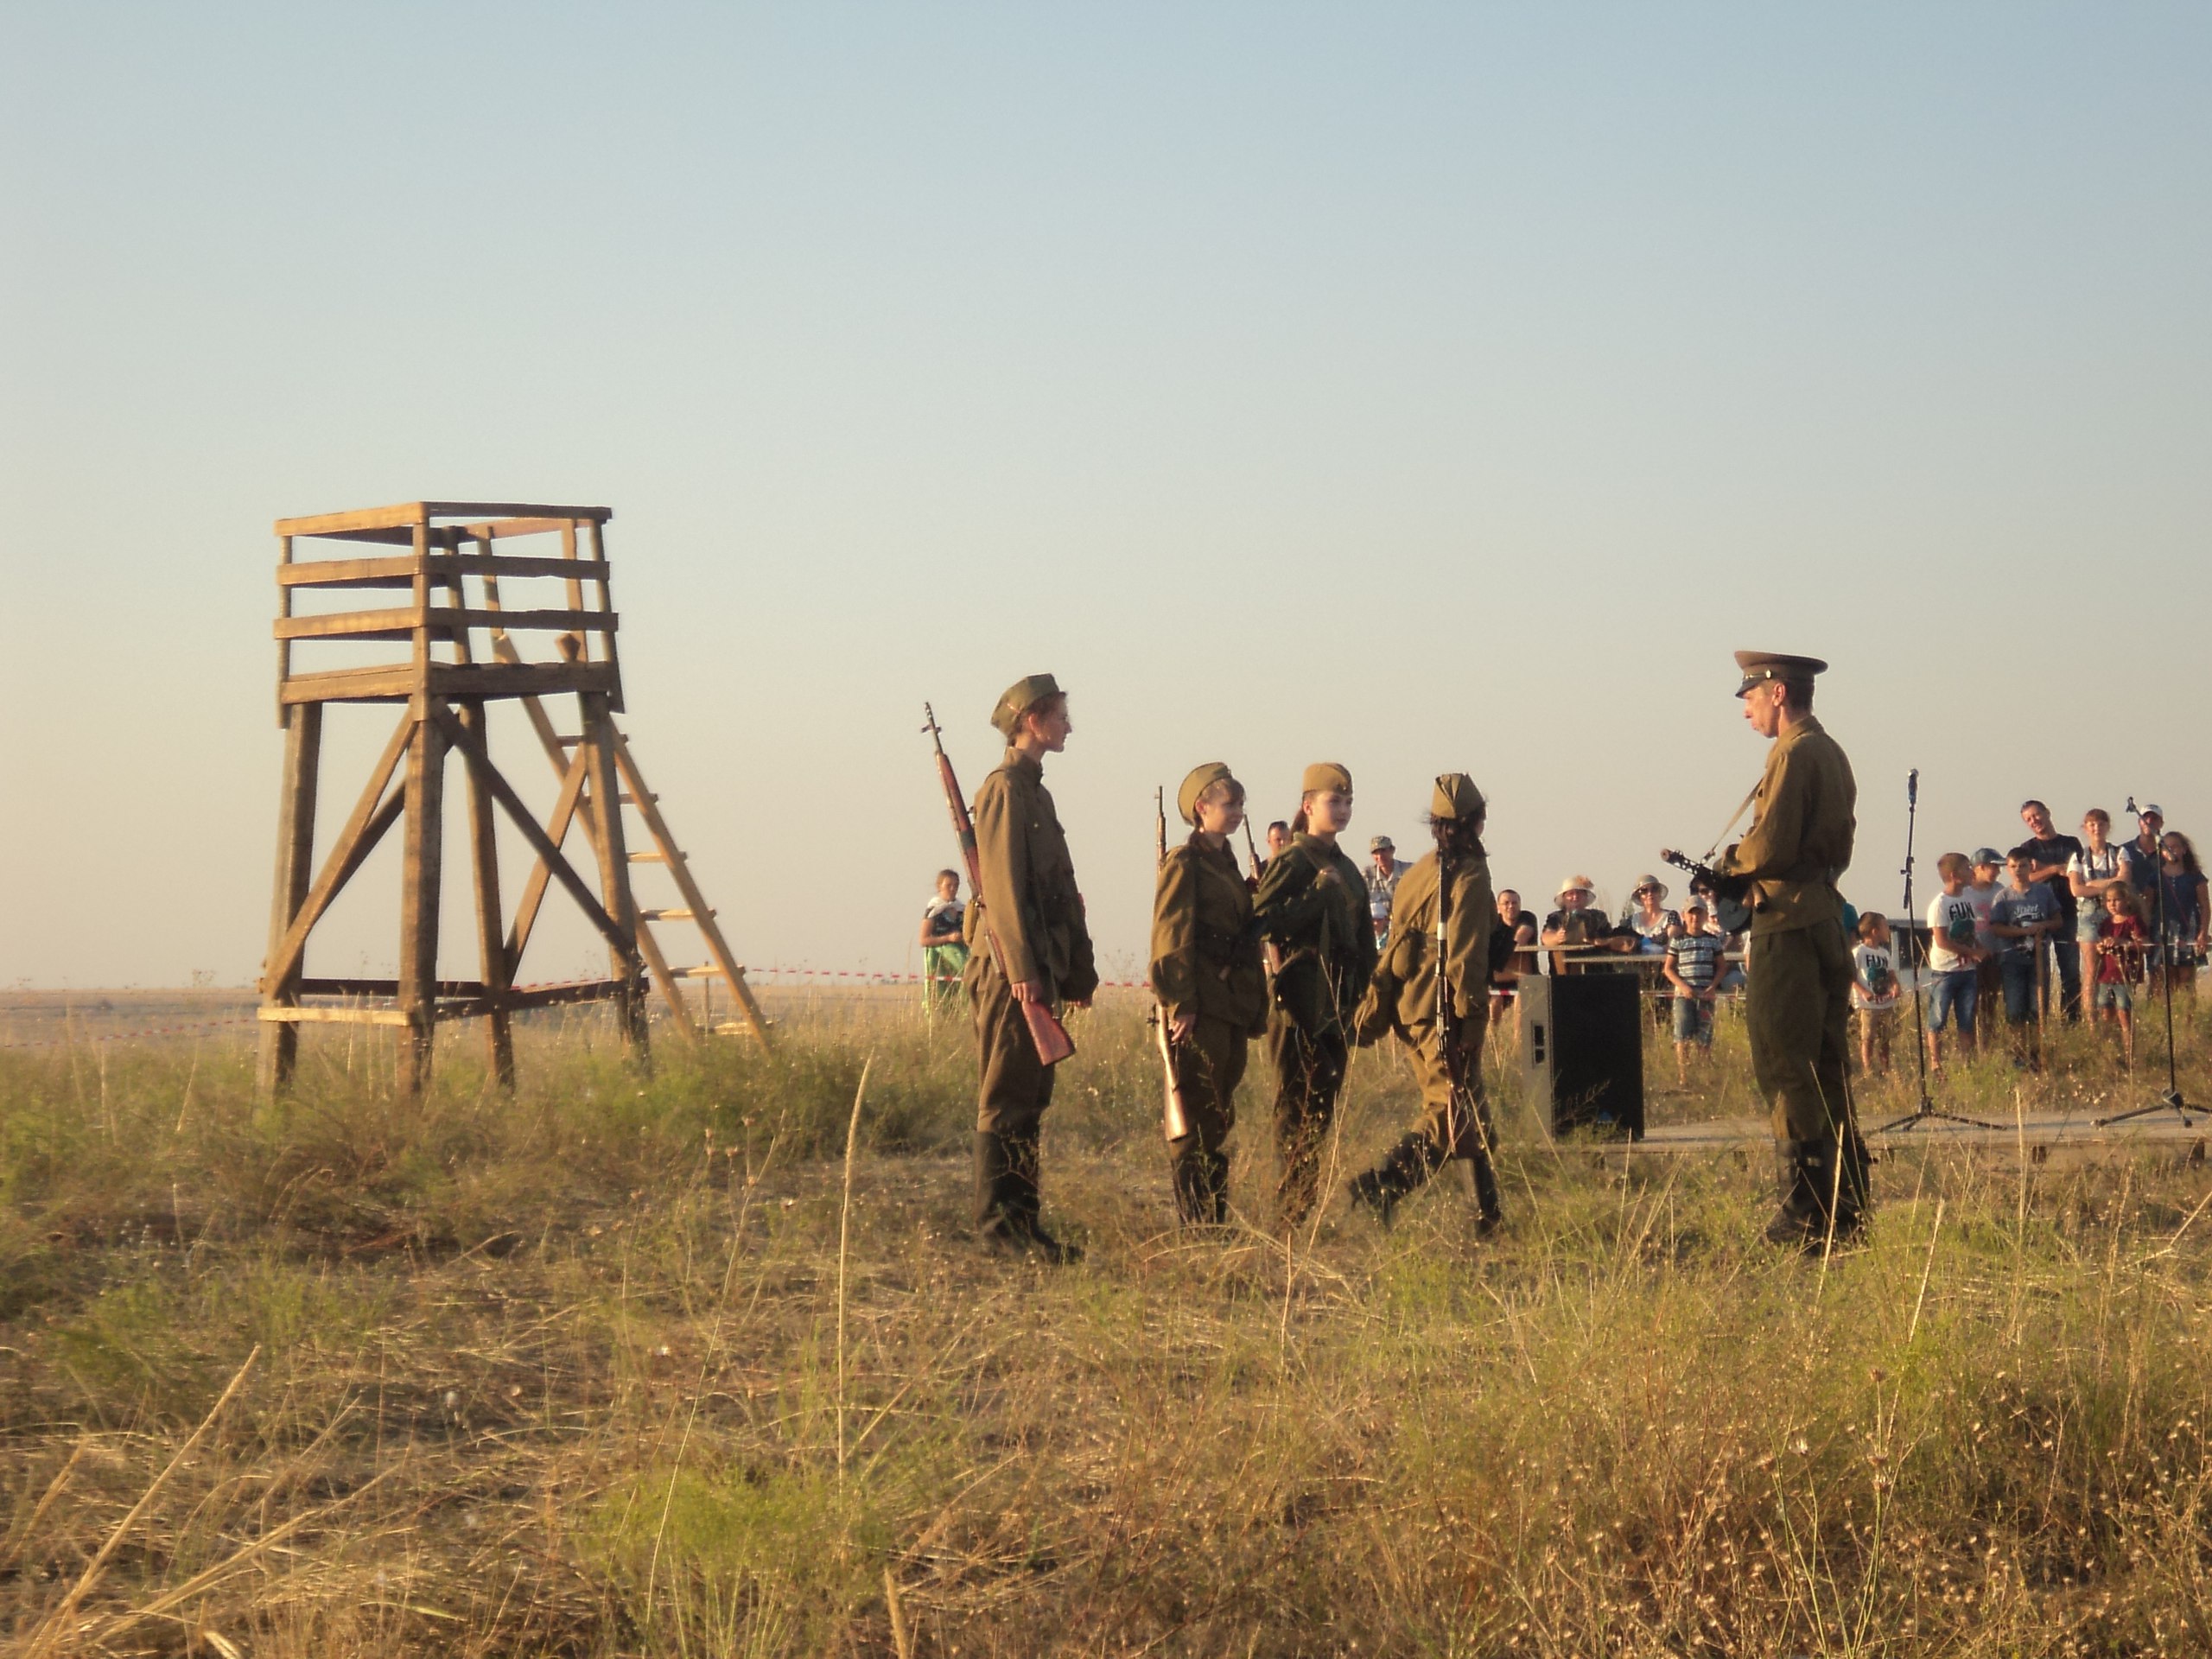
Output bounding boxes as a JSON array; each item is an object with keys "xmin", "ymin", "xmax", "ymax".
[
  {"xmin": 960, "ymin": 674, "xmax": 1098, "ymax": 1262},
  {"xmin": 1669, "ymin": 651, "xmax": 1866, "ymax": 1249},
  {"xmin": 1149, "ymin": 763, "xmax": 1268, "ymax": 1228},
  {"xmin": 1348, "ymin": 772, "xmax": 1503, "ymax": 1230},
  {"xmin": 1253, "ymin": 763, "xmax": 1377, "ymax": 1227}
]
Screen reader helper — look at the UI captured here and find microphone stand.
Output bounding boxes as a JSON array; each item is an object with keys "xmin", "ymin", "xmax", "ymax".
[
  {"xmin": 2094, "ymin": 798, "xmax": 2194, "ymax": 1128},
  {"xmin": 1878, "ymin": 768, "xmax": 1999, "ymax": 1133}
]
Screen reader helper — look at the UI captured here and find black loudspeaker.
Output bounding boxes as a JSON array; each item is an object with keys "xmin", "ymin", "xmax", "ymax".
[{"xmin": 1520, "ymin": 973, "xmax": 1644, "ymax": 1140}]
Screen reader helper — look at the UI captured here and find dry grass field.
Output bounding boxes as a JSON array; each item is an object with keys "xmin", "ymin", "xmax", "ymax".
[{"xmin": 6, "ymin": 988, "xmax": 2212, "ymax": 1656}]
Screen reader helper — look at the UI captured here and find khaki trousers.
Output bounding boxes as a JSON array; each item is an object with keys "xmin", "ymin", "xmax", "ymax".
[
  {"xmin": 1745, "ymin": 922, "xmax": 1855, "ymax": 1144},
  {"xmin": 1167, "ymin": 1014, "xmax": 1248, "ymax": 1156},
  {"xmin": 1402, "ymin": 1020, "xmax": 1492, "ymax": 1159},
  {"xmin": 970, "ymin": 957, "xmax": 1055, "ymax": 1135}
]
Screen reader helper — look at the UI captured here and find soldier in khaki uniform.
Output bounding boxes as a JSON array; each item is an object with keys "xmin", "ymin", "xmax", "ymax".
[
  {"xmin": 1253, "ymin": 762, "xmax": 1378, "ymax": 1226},
  {"xmin": 1710, "ymin": 651, "xmax": 1868, "ymax": 1246},
  {"xmin": 1348, "ymin": 773, "xmax": 1503, "ymax": 1230},
  {"xmin": 1149, "ymin": 763, "xmax": 1268, "ymax": 1227},
  {"xmin": 966, "ymin": 674, "xmax": 1099, "ymax": 1262}
]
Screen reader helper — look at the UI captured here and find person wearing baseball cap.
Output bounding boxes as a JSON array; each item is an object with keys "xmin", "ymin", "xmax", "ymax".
[
  {"xmin": 1709, "ymin": 650, "xmax": 1869, "ymax": 1249},
  {"xmin": 969, "ymin": 673, "xmax": 1098, "ymax": 1263},
  {"xmin": 1347, "ymin": 773, "xmax": 1504, "ymax": 1231},
  {"xmin": 1149, "ymin": 764, "xmax": 1268, "ymax": 1228},
  {"xmin": 1967, "ymin": 848, "xmax": 2008, "ymax": 1031},
  {"xmin": 1252, "ymin": 762, "xmax": 1376, "ymax": 1227},
  {"xmin": 2122, "ymin": 804, "xmax": 2165, "ymax": 899},
  {"xmin": 1366, "ymin": 835, "xmax": 1407, "ymax": 949}
]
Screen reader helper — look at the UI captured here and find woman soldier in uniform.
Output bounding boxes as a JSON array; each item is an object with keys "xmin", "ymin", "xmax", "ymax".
[
  {"xmin": 1253, "ymin": 763, "xmax": 1378, "ymax": 1227},
  {"xmin": 1348, "ymin": 773, "xmax": 1503, "ymax": 1230},
  {"xmin": 1150, "ymin": 763, "xmax": 1269, "ymax": 1228}
]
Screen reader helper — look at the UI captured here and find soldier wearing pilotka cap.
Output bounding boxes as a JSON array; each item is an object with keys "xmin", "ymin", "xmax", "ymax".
[
  {"xmin": 1347, "ymin": 772, "xmax": 1504, "ymax": 1230},
  {"xmin": 966, "ymin": 673, "xmax": 1099, "ymax": 1263},
  {"xmin": 1706, "ymin": 651, "xmax": 1869, "ymax": 1248}
]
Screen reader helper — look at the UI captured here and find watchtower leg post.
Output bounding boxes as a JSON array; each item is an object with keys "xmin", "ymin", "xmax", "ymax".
[
  {"xmin": 397, "ymin": 704, "xmax": 447, "ymax": 1096},
  {"xmin": 580, "ymin": 690, "xmax": 650, "ymax": 1067},
  {"xmin": 456, "ymin": 698, "xmax": 516, "ymax": 1089},
  {"xmin": 257, "ymin": 702, "xmax": 323, "ymax": 1096}
]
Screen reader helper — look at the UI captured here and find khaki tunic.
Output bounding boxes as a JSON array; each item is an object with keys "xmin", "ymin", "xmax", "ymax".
[
  {"xmin": 1719, "ymin": 715, "xmax": 1858, "ymax": 1146},
  {"xmin": 1254, "ymin": 833, "xmax": 1376, "ymax": 1217},
  {"xmin": 965, "ymin": 749, "xmax": 1096, "ymax": 1134},
  {"xmin": 1150, "ymin": 836, "xmax": 1268, "ymax": 1154},
  {"xmin": 1355, "ymin": 849, "xmax": 1497, "ymax": 1158}
]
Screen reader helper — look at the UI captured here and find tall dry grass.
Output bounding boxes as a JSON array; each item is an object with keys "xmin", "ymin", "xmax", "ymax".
[{"xmin": 3, "ymin": 988, "xmax": 2212, "ymax": 1655}]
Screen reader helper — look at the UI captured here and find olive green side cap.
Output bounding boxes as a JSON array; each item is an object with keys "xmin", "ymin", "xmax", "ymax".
[
  {"xmin": 1432, "ymin": 772, "xmax": 1486, "ymax": 822},
  {"xmin": 1300, "ymin": 761, "xmax": 1351, "ymax": 795},
  {"xmin": 990, "ymin": 672, "xmax": 1063, "ymax": 736},
  {"xmin": 1176, "ymin": 761, "xmax": 1237, "ymax": 826}
]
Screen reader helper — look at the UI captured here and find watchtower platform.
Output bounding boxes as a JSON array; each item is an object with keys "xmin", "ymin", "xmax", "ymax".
[{"xmin": 256, "ymin": 501, "xmax": 768, "ymax": 1096}]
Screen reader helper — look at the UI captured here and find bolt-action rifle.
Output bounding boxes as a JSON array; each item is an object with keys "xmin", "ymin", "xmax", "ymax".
[
  {"xmin": 1153, "ymin": 785, "xmax": 1192, "ymax": 1141},
  {"xmin": 922, "ymin": 702, "xmax": 1074, "ymax": 1067}
]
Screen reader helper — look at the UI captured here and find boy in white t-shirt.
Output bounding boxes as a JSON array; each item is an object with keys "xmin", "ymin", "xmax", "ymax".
[
  {"xmin": 1850, "ymin": 912, "xmax": 1902, "ymax": 1076},
  {"xmin": 1923, "ymin": 852, "xmax": 1984, "ymax": 1071}
]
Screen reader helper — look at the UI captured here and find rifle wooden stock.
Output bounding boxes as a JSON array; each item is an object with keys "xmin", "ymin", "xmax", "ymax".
[{"xmin": 924, "ymin": 703, "xmax": 1075, "ymax": 1067}]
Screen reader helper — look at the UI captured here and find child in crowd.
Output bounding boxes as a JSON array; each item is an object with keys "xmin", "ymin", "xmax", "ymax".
[
  {"xmin": 1990, "ymin": 850, "xmax": 2063, "ymax": 1068},
  {"xmin": 1924, "ymin": 852, "xmax": 1983, "ymax": 1071},
  {"xmin": 2092, "ymin": 878, "xmax": 2146, "ymax": 1062},
  {"xmin": 1851, "ymin": 912, "xmax": 1901, "ymax": 1077},
  {"xmin": 1662, "ymin": 901, "xmax": 1724, "ymax": 1085},
  {"xmin": 1965, "ymin": 848, "xmax": 2005, "ymax": 1053}
]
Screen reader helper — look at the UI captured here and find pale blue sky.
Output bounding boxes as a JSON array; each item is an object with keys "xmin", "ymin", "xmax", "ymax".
[{"xmin": 4, "ymin": 3, "xmax": 2209, "ymax": 988}]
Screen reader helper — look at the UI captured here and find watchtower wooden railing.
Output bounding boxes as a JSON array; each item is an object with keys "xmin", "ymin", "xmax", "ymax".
[{"xmin": 256, "ymin": 500, "xmax": 770, "ymax": 1096}]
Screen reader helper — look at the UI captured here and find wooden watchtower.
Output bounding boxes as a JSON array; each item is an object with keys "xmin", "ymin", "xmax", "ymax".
[{"xmin": 256, "ymin": 501, "xmax": 771, "ymax": 1096}]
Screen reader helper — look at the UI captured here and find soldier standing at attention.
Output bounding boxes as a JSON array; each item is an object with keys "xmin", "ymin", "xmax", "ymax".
[
  {"xmin": 1149, "ymin": 763, "xmax": 1268, "ymax": 1227},
  {"xmin": 1347, "ymin": 773, "xmax": 1503, "ymax": 1230},
  {"xmin": 1254, "ymin": 763, "xmax": 1377, "ymax": 1227},
  {"xmin": 1710, "ymin": 652, "xmax": 1867, "ymax": 1248},
  {"xmin": 968, "ymin": 674, "xmax": 1098, "ymax": 1263}
]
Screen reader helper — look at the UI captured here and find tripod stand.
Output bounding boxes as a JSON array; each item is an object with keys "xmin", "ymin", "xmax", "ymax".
[
  {"xmin": 1878, "ymin": 768, "xmax": 1999, "ymax": 1133},
  {"xmin": 2094, "ymin": 798, "xmax": 2194, "ymax": 1128}
]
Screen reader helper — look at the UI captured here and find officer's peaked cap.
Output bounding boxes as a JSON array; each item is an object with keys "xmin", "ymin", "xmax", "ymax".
[{"xmin": 1733, "ymin": 650, "xmax": 1827, "ymax": 698}]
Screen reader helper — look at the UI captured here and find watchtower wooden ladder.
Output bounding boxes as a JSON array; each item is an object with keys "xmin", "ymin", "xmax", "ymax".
[{"xmin": 255, "ymin": 500, "xmax": 771, "ymax": 1098}]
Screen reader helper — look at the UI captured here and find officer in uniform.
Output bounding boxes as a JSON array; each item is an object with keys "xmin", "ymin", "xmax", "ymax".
[
  {"xmin": 1348, "ymin": 773, "xmax": 1503, "ymax": 1230},
  {"xmin": 1711, "ymin": 651, "xmax": 1867, "ymax": 1247},
  {"xmin": 1253, "ymin": 762, "xmax": 1377, "ymax": 1226},
  {"xmin": 967, "ymin": 674, "xmax": 1099, "ymax": 1262},
  {"xmin": 1149, "ymin": 763, "xmax": 1268, "ymax": 1226}
]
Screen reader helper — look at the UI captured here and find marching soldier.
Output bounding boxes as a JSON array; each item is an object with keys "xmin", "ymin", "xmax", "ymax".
[
  {"xmin": 1253, "ymin": 763, "xmax": 1378, "ymax": 1226},
  {"xmin": 967, "ymin": 674, "xmax": 1099, "ymax": 1262},
  {"xmin": 1348, "ymin": 773, "xmax": 1503, "ymax": 1230},
  {"xmin": 1711, "ymin": 651, "xmax": 1867, "ymax": 1248},
  {"xmin": 1149, "ymin": 763, "xmax": 1268, "ymax": 1227}
]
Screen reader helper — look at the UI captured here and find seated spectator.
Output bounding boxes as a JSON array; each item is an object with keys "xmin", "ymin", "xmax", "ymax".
[
  {"xmin": 1489, "ymin": 889, "xmax": 1541, "ymax": 1029},
  {"xmin": 1965, "ymin": 848, "xmax": 2005, "ymax": 1052},
  {"xmin": 2152, "ymin": 831, "xmax": 2210, "ymax": 997},
  {"xmin": 1851, "ymin": 912, "xmax": 1902, "ymax": 1077},
  {"xmin": 1990, "ymin": 850, "xmax": 2063, "ymax": 1067},
  {"xmin": 2013, "ymin": 799, "xmax": 2085, "ymax": 1022},
  {"xmin": 1541, "ymin": 875, "xmax": 1624, "ymax": 974},
  {"xmin": 918, "ymin": 869, "xmax": 969, "ymax": 1017},
  {"xmin": 2069, "ymin": 807, "xmax": 2127, "ymax": 947},
  {"xmin": 1662, "ymin": 902, "xmax": 1724, "ymax": 1084},
  {"xmin": 1619, "ymin": 875, "xmax": 1681, "ymax": 954},
  {"xmin": 2091, "ymin": 878, "xmax": 2146, "ymax": 1063},
  {"xmin": 1924, "ymin": 853, "xmax": 1983, "ymax": 1071}
]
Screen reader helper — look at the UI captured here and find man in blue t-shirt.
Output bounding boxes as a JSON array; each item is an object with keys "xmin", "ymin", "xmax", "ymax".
[{"xmin": 1989, "ymin": 850, "xmax": 2062, "ymax": 1066}]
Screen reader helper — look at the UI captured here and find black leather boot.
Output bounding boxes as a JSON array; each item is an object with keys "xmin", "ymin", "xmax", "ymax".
[
  {"xmin": 974, "ymin": 1131, "xmax": 1027, "ymax": 1253},
  {"xmin": 1004, "ymin": 1124, "xmax": 1082, "ymax": 1265},
  {"xmin": 1348, "ymin": 1133, "xmax": 1445, "ymax": 1230},
  {"xmin": 1446, "ymin": 1152, "xmax": 1504, "ymax": 1234},
  {"xmin": 1168, "ymin": 1143, "xmax": 1214, "ymax": 1228},
  {"xmin": 1202, "ymin": 1148, "xmax": 1231, "ymax": 1226}
]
